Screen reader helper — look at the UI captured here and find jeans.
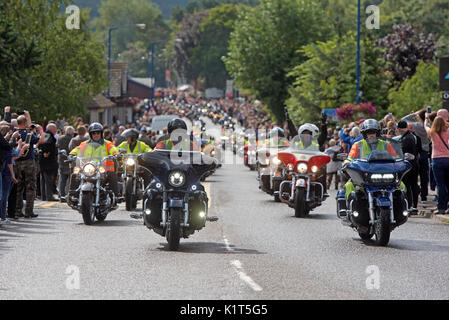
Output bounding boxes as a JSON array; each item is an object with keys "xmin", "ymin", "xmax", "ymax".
[
  {"xmin": 0, "ymin": 174, "xmax": 12, "ymax": 220},
  {"xmin": 431, "ymin": 158, "xmax": 449, "ymax": 211},
  {"xmin": 418, "ymin": 151, "xmax": 430, "ymax": 200},
  {"xmin": 59, "ymin": 172, "xmax": 70, "ymax": 198},
  {"xmin": 40, "ymin": 170, "xmax": 57, "ymax": 201}
]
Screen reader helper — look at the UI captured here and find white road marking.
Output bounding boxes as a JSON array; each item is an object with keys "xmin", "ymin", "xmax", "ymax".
[{"xmin": 231, "ymin": 260, "xmax": 263, "ymax": 292}]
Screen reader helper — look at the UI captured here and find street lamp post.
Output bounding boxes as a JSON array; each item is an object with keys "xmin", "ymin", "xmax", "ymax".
[
  {"xmin": 356, "ymin": 0, "xmax": 361, "ymax": 105},
  {"xmin": 107, "ymin": 23, "xmax": 146, "ymax": 99}
]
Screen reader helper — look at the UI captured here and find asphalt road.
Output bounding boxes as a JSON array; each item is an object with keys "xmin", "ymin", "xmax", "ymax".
[{"xmin": 1, "ymin": 121, "xmax": 448, "ymax": 300}]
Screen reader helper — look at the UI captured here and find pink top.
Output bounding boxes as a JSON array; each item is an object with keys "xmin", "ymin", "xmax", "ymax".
[{"xmin": 431, "ymin": 130, "xmax": 449, "ymax": 159}]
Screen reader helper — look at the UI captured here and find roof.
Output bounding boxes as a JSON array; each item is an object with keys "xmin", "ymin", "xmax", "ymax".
[
  {"xmin": 128, "ymin": 77, "xmax": 152, "ymax": 90},
  {"xmin": 87, "ymin": 94, "xmax": 116, "ymax": 110}
]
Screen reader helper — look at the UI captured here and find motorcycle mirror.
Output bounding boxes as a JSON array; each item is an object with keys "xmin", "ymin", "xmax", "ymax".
[
  {"xmin": 58, "ymin": 150, "xmax": 67, "ymax": 156},
  {"xmin": 404, "ymin": 153, "xmax": 415, "ymax": 162},
  {"xmin": 337, "ymin": 153, "xmax": 348, "ymax": 161},
  {"xmin": 119, "ymin": 148, "xmax": 126, "ymax": 154}
]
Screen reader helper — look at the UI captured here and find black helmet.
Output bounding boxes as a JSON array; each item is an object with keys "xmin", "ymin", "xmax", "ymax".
[
  {"xmin": 122, "ymin": 128, "xmax": 139, "ymax": 141},
  {"xmin": 88, "ymin": 122, "xmax": 103, "ymax": 139},
  {"xmin": 167, "ymin": 118, "xmax": 187, "ymax": 134},
  {"xmin": 269, "ymin": 127, "xmax": 285, "ymax": 138},
  {"xmin": 360, "ymin": 119, "xmax": 380, "ymax": 138}
]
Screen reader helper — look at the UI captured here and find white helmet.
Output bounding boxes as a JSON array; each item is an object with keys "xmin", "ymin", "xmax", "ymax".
[{"xmin": 298, "ymin": 124, "xmax": 319, "ymax": 137}]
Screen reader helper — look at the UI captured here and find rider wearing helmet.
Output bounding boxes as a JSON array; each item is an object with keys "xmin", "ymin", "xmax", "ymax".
[
  {"xmin": 343, "ymin": 119, "xmax": 398, "ymax": 199},
  {"xmin": 345, "ymin": 119, "xmax": 397, "ymax": 165},
  {"xmin": 294, "ymin": 124, "xmax": 320, "ymax": 150},
  {"xmin": 69, "ymin": 123, "xmax": 122, "ymax": 202},
  {"xmin": 154, "ymin": 119, "xmax": 198, "ymax": 151},
  {"xmin": 118, "ymin": 128, "xmax": 151, "ymax": 154},
  {"xmin": 267, "ymin": 127, "xmax": 289, "ymax": 147}
]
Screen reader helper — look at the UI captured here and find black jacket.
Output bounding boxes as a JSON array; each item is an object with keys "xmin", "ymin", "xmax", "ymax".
[
  {"xmin": 399, "ymin": 130, "xmax": 421, "ymax": 169},
  {"xmin": 39, "ymin": 131, "xmax": 58, "ymax": 172}
]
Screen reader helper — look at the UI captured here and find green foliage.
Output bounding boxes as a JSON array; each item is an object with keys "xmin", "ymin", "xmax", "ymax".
[
  {"xmin": 286, "ymin": 33, "xmax": 388, "ymax": 125},
  {"xmin": 91, "ymin": 0, "xmax": 170, "ymax": 60},
  {"xmin": 225, "ymin": 0, "xmax": 331, "ymax": 123},
  {"xmin": 1, "ymin": 0, "xmax": 107, "ymax": 121},
  {"xmin": 388, "ymin": 62, "xmax": 440, "ymax": 118},
  {"xmin": 190, "ymin": 4, "xmax": 243, "ymax": 88}
]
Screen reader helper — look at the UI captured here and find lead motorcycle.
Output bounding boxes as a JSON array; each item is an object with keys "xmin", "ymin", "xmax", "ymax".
[
  {"xmin": 336, "ymin": 140, "xmax": 413, "ymax": 246},
  {"xmin": 138, "ymin": 150, "xmax": 218, "ymax": 251},
  {"xmin": 63, "ymin": 144, "xmax": 119, "ymax": 225},
  {"xmin": 277, "ymin": 135, "xmax": 330, "ymax": 217}
]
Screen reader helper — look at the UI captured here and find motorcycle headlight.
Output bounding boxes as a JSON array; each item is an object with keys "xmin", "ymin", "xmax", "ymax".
[
  {"xmin": 211, "ymin": 150, "xmax": 216, "ymax": 157},
  {"xmin": 271, "ymin": 156, "xmax": 281, "ymax": 166},
  {"xmin": 126, "ymin": 158, "xmax": 136, "ymax": 167},
  {"xmin": 168, "ymin": 171, "xmax": 186, "ymax": 188},
  {"xmin": 297, "ymin": 163, "xmax": 308, "ymax": 174},
  {"xmin": 311, "ymin": 165, "xmax": 318, "ymax": 173},
  {"xmin": 98, "ymin": 166, "xmax": 106, "ymax": 174},
  {"xmin": 83, "ymin": 163, "xmax": 97, "ymax": 177},
  {"xmin": 370, "ymin": 173, "xmax": 396, "ymax": 183},
  {"xmin": 73, "ymin": 167, "xmax": 80, "ymax": 174},
  {"xmin": 287, "ymin": 164, "xmax": 294, "ymax": 171}
]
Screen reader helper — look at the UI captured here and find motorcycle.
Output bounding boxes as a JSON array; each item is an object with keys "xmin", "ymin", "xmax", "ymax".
[
  {"xmin": 336, "ymin": 140, "xmax": 413, "ymax": 246},
  {"xmin": 120, "ymin": 151, "xmax": 146, "ymax": 211},
  {"xmin": 243, "ymin": 143, "xmax": 257, "ymax": 171},
  {"xmin": 138, "ymin": 150, "xmax": 219, "ymax": 251},
  {"xmin": 257, "ymin": 144, "xmax": 290, "ymax": 202},
  {"xmin": 63, "ymin": 144, "xmax": 119, "ymax": 225},
  {"xmin": 277, "ymin": 135, "xmax": 330, "ymax": 217}
]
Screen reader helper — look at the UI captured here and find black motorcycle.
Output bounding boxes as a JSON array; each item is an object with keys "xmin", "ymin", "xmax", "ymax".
[
  {"xmin": 138, "ymin": 150, "xmax": 218, "ymax": 251},
  {"xmin": 119, "ymin": 152, "xmax": 145, "ymax": 211},
  {"xmin": 63, "ymin": 145, "xmax": 119, "ymax": 225}
]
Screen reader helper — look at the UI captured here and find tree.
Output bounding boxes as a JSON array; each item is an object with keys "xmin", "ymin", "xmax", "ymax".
[
  {"xmin": 286, "ymin": 32, "xmax": 388, "ymax": 124},
  {"xmin": 172, "ymin": 10, "xmax": 210, "ymax": 84},
  {"xmin": 2, "ymin": 0, "xmax": 107, "ymax": 120},
  {"xmin": 190, "ymin": 4, "xmax": 243, "ymax": 89},
  {"xmin": 378, "ymin": 24, "xmax": 436, "ymax": 85},
  {"xmin": 91, "ymin": 0, "xmax": 170, "ymax": 61},
  {"xmin": 225, "ymin": 0, "xmax": 331, "ymax": 123},
  {"xmin": 388, "ymin": 62, "xmax": 440, "ymax": 118}
]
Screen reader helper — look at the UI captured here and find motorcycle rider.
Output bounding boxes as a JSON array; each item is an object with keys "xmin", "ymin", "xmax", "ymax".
[
  {"xmin": 69, "ymin": 123, "xmax": 122, "ymax": 203},
  {"xmin": 292, "ymin": 123, "xmax": 329, "ymax": 197},
  {"xmin": 154, "ymin": 119, "xmax": 198, "ymax": 151},
  {"xmin": 267, "ymin": 128, "xmax": 289, "ymax": 147},
  {"xmin": 118, "ymin": 128, "xmax": 151, "ymax": 154},
  {"xmin": 343, "ymin": 119, "xmax": 399, "ymax": 199},
  {"xmin": 293, "ymin": 124, "xmax": 320, "ymax": 150}
]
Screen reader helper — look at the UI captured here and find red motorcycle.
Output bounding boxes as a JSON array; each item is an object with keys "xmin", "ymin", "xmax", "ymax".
[{"xmin": 277, "ymin": 135, "xmax": 330, "ymax": 217}]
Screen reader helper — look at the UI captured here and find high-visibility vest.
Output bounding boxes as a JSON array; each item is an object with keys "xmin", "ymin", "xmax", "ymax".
[
  {"xmin": 346, "ymin": 139, "xmax": 388, "ymax": 163},
  {"xmin": 294, "ymin": 139, "xmax": 319, "ymax": 150},
  {"xmin": 118, "ymin": 140, "xmax": 151, "ymax": 154},
  {"xmin": 163, "ymin": 138, "xmax": 194, "ymax": 151},
  {"xmin": 70, "ymin": 140, "xmax": 118, "ymax": 172}
]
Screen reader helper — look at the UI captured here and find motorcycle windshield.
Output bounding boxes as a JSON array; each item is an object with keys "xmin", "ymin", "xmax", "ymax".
[
  {"xmin": 290, "ymin": 135, "xmax": 320, "ymax": 153},
  {"xmin": 138, "ymin": 150, "xmax": 217, "ymax": 186},
  {"xmin": 360, "ymin": 138, "xmax": 404, "ymax": 162}
]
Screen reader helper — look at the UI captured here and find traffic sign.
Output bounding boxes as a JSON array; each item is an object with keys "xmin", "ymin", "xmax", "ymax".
[{"xmin": 439, "ymin": 57, "xmax": 449, "ymax": 91}]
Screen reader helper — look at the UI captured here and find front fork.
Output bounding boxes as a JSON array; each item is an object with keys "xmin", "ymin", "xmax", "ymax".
[{"xmin": 367, "ymin": 190, "xmax": 399, "ymax": 225}]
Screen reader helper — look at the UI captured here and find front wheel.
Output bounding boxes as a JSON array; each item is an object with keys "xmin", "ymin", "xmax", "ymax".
[
  {"xmin": 125, "ymin": 178, "xmax": 137, "ymax": 211},
  {"xmin": 166, "ymin": 208, "xmax": 182, "ymax": 251},
  {"xmin": 294, "ymin": 188, "xmax": 309, "ymax": 218},
  {"xmin": 358, "ymin": 232, "xmax": 374, "ymax": 240},
  {"xmin": 374, "ymin": 208, "xmax": 391, "ymax": 246},
  {"xmin": 81, "ymin": 192, "xmax": 95, "ymax": 225}
]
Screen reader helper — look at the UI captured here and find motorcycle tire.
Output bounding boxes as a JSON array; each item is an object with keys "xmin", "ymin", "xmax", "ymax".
[
  {"xmin": 81, "ymin": 192, "xmax": 95, "ymax": 225},
  {"xmin": 261, "ymin": 175, "xmax": 270, "ymax": 192},
  {"xmin": 374, "ymin": 208, "xmax": 391, "ymax": 246},
  {"xmin": 294, "ymin": 188, "xmax": 309, "ymax": 218},
  {"xmin": 166, "ymin": 208, "xmax": 182, "ymax": 251},
  {"xmin": 125, "ymin": 179, "xmax": 137, "ymax": 211}
]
